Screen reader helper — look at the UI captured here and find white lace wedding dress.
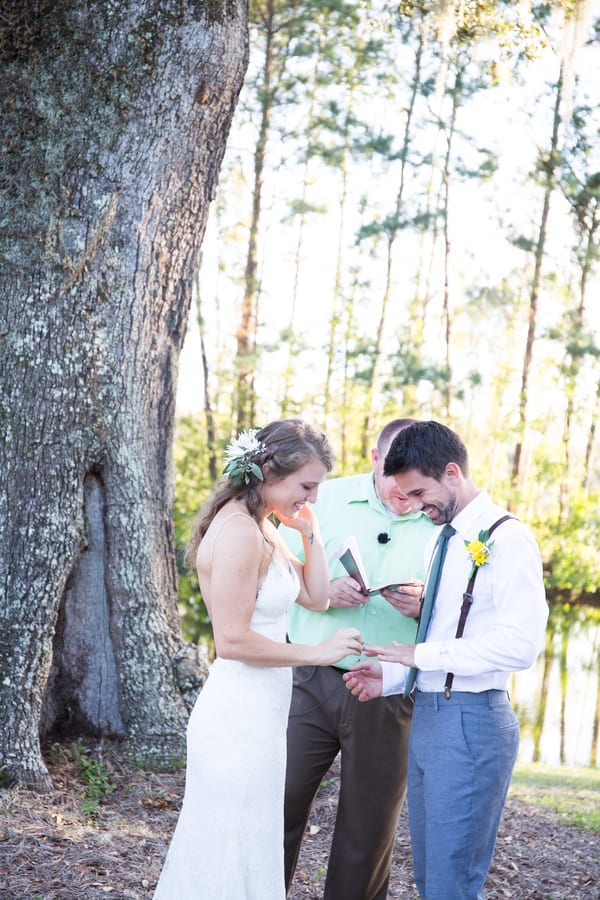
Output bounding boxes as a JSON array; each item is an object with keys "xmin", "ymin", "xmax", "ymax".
[{"xmin": 154, "ymin": 545, "xmax": 299, "ymax": 900}]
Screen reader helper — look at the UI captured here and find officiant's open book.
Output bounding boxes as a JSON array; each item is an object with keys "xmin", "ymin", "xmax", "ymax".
[{"xmin": 335, "ymin": 536, "xmax": 412, "ymax": 595}]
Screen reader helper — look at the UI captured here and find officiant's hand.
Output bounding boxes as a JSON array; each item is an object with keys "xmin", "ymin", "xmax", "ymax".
[
  {"xmin": 329, "ymin": 576, "xmax": 369, "ymax": 608},
  {"xmin": 380, "ymin": 580, "xmax": 423, "ymax": 618}
]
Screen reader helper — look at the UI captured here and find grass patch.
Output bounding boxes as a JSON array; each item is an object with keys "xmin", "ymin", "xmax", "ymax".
[
  {"xmin": 510, "ymin": 762, "xmax": 600, "ymax": 832},
  {"xmin": 126, "ymin": 753, "xmax": 187, "ymax": 773}
]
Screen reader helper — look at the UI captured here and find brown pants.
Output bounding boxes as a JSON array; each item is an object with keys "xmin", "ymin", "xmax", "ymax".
[{"xmin": 284, "ymin": 665, "xmax": 413, "ymax": 900}]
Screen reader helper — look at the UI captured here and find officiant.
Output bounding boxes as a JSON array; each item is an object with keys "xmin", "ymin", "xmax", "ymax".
[{"xmin": 279, "ymin": 418, "xmax": 435, "ymax": 900}]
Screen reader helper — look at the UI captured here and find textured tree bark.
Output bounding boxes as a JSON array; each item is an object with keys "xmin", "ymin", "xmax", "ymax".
[{"xmin": 0, "ymin": 0, "xmax": 248, "ymax": 789}]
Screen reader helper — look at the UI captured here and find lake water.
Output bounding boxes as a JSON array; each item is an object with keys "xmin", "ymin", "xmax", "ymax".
[{"xmin": 513, "ymin": 621, "xmax": 599, "ymax": 768}]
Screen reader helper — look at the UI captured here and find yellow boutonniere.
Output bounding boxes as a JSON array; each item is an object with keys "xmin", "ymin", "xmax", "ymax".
[{"xmin": 465, "ymin": 529, "xmax": 494, "ymax": 578}]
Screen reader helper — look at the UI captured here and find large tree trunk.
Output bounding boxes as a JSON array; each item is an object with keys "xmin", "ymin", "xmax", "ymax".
[{"xmin": 0, "ymin": 0, "xmax": 248, "ymax": 789}]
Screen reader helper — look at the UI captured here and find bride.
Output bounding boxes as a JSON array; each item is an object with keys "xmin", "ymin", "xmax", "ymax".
[{"xmin": 154, "ymin": 419, "xmax": 363, "ymax": 899}]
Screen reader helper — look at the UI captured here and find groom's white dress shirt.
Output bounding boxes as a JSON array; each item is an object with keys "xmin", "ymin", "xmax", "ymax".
[{"xmin": 381, "ymin": 490, "xmax": 548, "ymax": 696}]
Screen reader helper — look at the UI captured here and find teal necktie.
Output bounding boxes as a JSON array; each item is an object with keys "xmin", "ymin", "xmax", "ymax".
[{"xmin": 404, "ymin": 524, "xmax": 456, "ymax": 697}]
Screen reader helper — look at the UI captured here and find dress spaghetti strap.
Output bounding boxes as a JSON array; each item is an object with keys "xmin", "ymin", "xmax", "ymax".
[{"xmin": 209, "ymin": 512, "xmax": 255, "ymax": 564}]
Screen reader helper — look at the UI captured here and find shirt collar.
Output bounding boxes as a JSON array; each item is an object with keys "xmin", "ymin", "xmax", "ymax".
[
  {"xmin": 367, "ymin": 473, "xmax": 394, "ymax": 517},
  {"xmin": 367, "ymin": 473, "xmax": 427, "ymax": 522},
  {"xmin": 348, "ymin": 473, "xmax": 371, "ymax": 503},
  {"xmin": 345, "ymin": 472, "xmax": 429, "ymax": 522},
  {"xmin": 451, "ymin": 489, "xmax": 490, "ymax": 538}
]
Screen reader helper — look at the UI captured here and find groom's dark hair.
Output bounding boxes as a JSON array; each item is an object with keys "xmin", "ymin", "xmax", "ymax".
[{"xmin": 383, "ymin": 421, "xmax": 469, "ymax": 480}]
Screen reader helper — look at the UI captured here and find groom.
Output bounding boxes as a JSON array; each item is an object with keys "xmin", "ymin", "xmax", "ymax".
[{"xmin": 344, "ymin": 421, "xmax": 548, "ymax": 899}]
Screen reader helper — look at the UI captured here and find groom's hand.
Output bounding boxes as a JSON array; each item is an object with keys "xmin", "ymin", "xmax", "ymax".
[
  {"xmin": 343, "ymin": 659, "xmax": 383, "ymax": 702},
  {"xmin": 363, "ymin": 641, "xmax": 416, "ymax": 667}
]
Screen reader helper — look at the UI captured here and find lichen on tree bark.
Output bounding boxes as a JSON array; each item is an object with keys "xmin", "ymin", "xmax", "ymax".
[{"xmin": 0, "ymin": 0, "xmax": 248, "ymax": 789}]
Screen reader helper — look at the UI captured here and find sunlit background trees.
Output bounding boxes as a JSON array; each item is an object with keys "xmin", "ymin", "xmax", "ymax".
[{"xmin": 174, "ymin": 1, "xmax": 600, "ymax": 766}]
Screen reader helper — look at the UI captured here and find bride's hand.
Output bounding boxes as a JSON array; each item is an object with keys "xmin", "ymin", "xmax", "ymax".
[
  {"xmin": 315, "ymin": 627, "xmax": 363, "ymax": 666},
  {"xmin": 277, "ymin": 504, "xmax": 318, "ymax": 539}
]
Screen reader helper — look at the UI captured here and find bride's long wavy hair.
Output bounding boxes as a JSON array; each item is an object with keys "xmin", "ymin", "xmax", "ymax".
[{"xmin": 184, "ymin": 419, "xmax": 333, "ymax": 571}]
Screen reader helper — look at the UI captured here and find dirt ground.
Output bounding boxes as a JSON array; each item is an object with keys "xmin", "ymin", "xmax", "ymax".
[{"xmin": 0, "ymin": 740, "xmax": 597, "ymax": 900}]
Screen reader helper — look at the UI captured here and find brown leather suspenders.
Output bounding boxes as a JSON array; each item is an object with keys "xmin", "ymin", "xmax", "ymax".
[{"xmin": 443, "ymin": 515, "xmax": 514, "ymax": 700}]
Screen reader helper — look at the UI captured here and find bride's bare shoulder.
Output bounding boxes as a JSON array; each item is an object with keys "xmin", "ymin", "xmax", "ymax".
[{"xmin": 199, "ymin": 504, "xmax": 263, "ymax": 564}]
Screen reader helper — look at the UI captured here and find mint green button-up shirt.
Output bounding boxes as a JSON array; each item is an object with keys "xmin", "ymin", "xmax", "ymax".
[{"xmin": 278, "ymin": 472, "xmax": 437, "ymax": 669}]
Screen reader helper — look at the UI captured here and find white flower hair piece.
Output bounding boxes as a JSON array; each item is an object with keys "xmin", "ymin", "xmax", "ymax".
[{"xmin": 223, "ymin": 428, "xmax": 266, "ymax": 487}]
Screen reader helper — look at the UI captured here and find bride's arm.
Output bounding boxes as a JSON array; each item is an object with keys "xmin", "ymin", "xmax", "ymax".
[
  {"xmin": 270, "ymin": 507, "xmax": 330, "ymax": 612},
  {"xmin": 207, "ymin": 516, "xmax": 360, "ymax": 667}
]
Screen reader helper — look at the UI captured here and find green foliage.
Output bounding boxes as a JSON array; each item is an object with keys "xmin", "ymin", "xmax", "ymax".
[
  {"xmin": 511, "ymin": 234, "xmax": 537, "ymax": 253},
  {"xmin": 454, "ymin": 148, "xmax": 499, "ymax": 181},
  {"xmin": 173, "ymin": 416, "xmax": 217, "ymax": 647},
  {"xmin": 174, "ymin": 0, "xmax": 600, "ymax": 634},
  {"xmin": 530, "ymin": 492, "xmax": 600, "ymax": 593},
  {"xmin": 126, "ymin": 752, "xmax": 187, "ymax": 774},
  {"xmin": 173, "ymin": 416, "xmax": 600, "ymax": 612},
  {"xmin": 70, "ymin": 745, "xmax": 115, "ymax": 816},
  {"xmin": 510, "ymin": 763, "xmax": 600, "ymax": 831},
  {"xmin": 384, "ymin": 346, "xmax": 451, "ymax": 395}
]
